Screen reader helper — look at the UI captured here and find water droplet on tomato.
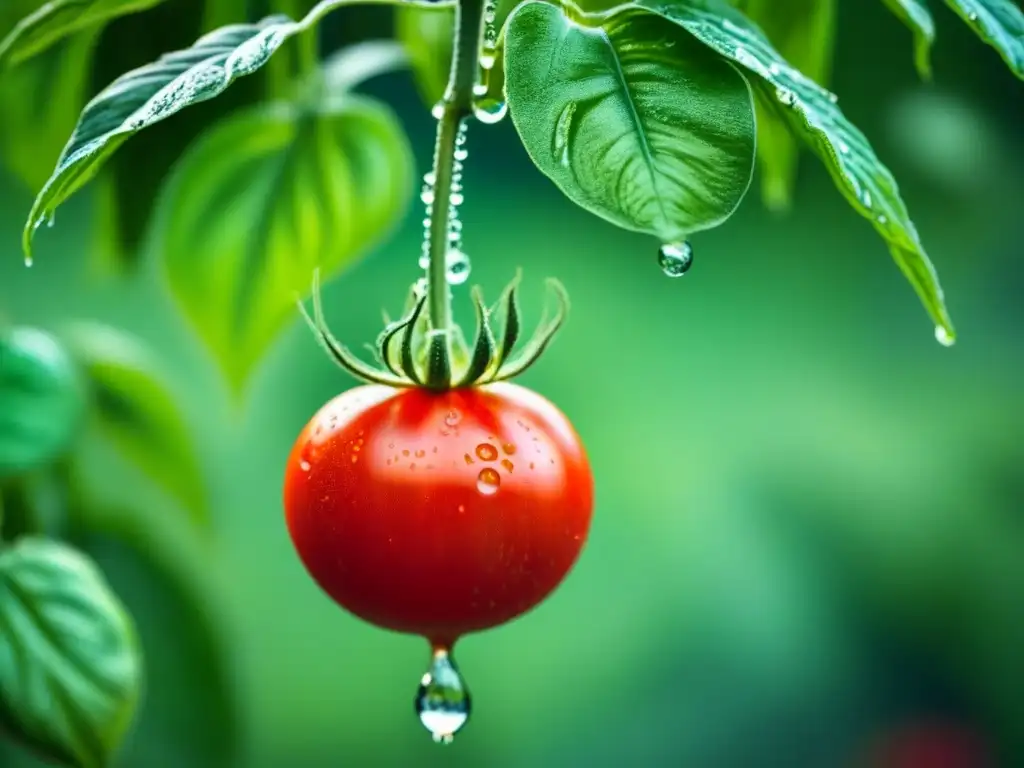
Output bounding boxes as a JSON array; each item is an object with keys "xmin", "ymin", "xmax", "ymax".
[
  {"xmin": 477, "ymin": 468, "xmax": 501, "ymax": 495},
  {"xmin": 299, "ymin": 459, "xmax": 311, "ymax": 472},
  {"xmin": 475, "ymin": 443, "xmax": 498, "ymax": 461},
  {"xmin": 501, "ymin": 459, "xmax": 514, "ymax": 473},
  {"xmin": 445, "ymin": 410, "xmax": 461, "ymax": 427},
  {"xmin": 416, "ymin": 647, "xmax": 470, "ymax": 744},
  {"xmin": 501, "ymin": 442, "xmax": 516, "ymax": 455},
  {"xmin": 658, "ymin": 241, "xmax": 693, "ymax": 277}
]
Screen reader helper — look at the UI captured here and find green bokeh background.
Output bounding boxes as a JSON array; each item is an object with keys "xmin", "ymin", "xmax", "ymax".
[{"xmin": 2, "ymin": 2, "xmax": 1023, "ymax": 766}]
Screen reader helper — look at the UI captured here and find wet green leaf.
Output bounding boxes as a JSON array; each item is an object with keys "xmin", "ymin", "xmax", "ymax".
[
  {"xmin": 156, "ymin": 94, "xmax": 413, "ymax": 392},
  {"xmin": 0, "ymin": 31, "xmax": 99, "ymax": 193},
  {"xmin": 63, "ymin": 323, "xmax": 210, "ymax": 530},
  {"xmin": 0, "ymin": 328, "xmax": 85, "ymax": 480},
  {"xmin": 0, "ymin": 537, "xmax": 141, "ymax": 768},
  {"xmin": 944, "ymin": 0, "xmax": 1023, "ymax": 79},
  {"xmin": 880, "ymin": 0, "xmax": 936, "ymax": 77},
  {"xmin": 395, "ymin": 2, "xmax": 453, "ymax": 106},
  {"xmin": 505, "ymin": 2, "xmax": 755, "ymax": 242},
  {"xmin": 0, "ymin": 0, "xmax": 164, "ymax": 69},
  {"xmin": 20, "ymin": 0, "xmax": 430, "ymax": 263},
  {"xmin": 639, "ymin": 0, "xmax": 956, "ymax": 342},
  {"xmin": 742, "ymin": 0, "xmax": 836, "ymax": 211}
]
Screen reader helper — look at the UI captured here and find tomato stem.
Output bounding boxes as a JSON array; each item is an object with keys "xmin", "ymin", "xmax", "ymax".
[{"xmin": 425, "ymin": 0, "xmax": 486, "ymax": 366}]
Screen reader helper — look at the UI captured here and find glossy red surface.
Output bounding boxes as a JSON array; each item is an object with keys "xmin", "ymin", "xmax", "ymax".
[{"xmin": 283, "ymin": 382, "xmax": 594, "ymax": 646}]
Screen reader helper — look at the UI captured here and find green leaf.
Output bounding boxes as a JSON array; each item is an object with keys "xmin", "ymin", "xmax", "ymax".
[
  {"xmin": 637, "ymin": 0, "xmax": 956, "ymax": 342},
  {"xmin": 0, "ymin": 31, "xmax": 100, "ymax": 193},
  {"xmin": 157, "ymin": 94, "xmax": 413, "ymax": 391},
  {"xmin": 395, "ymin": 2, "xmax": 453, "ymax": 107},
  {"xmin": 943, "ymin": 0, "xmax": 1024, "ymax": 79},
  {"xmin": 20, "ymin": 0, "xmax": 439, "ymax": 263},
  {"xmin": 0, "ymin": 536, "xmax": 142, "ymax": 768},
  {"xmin": 504, "ymin": 2, "xmax": 755, "ymax": 243},
  {"xmin": 742, "ymin": 0, "xmax": 836, "ymax": 211},
  {"xmin": 0, "ymin": 0, "xmax": 165, "ymax": 69},
  {"xmin": 0, "ymin": 328, "xmax": 85, "ymax": 480},
  {"xmin": 62, "ymin": 323, "xmax": 211, "ymax": 530},
  {"xmin": 880, "ymin": 0, "xmax": 936, "ymax": 78}
]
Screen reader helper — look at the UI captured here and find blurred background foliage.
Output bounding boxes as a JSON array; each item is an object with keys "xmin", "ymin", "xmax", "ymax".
[{"xmin": 1, "ymin": 0, "xmax": 1023, "ymax": 766}]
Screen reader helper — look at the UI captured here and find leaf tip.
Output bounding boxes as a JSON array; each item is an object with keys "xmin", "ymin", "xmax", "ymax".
[{"xmin": 934, "ymin": 324, "xmax": 956, "ymax": 347}]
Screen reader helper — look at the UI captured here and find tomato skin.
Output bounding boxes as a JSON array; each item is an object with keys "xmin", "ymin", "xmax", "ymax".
[{"xmin": 283, "ymin": 382, "xmax": 593, "ymax": 645}]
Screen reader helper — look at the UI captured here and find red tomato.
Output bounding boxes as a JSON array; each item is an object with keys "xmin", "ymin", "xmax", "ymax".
[{"xmin": 283, "ymin": 381, "xmax": 593, "ymax": 647}]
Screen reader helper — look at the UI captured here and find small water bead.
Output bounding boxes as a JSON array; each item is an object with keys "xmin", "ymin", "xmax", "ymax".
[
  {"xmin": 476, "ymin": 468, "xmax": 501, "ymax": 495},
  {"xmin": 415, "ymin": 647, "xmax": 471, "ymax": 744},
  {"xmin": 658, "ymin": 241, "xmax": 694, "ymax": 277},
  {"xmin": 421, "ymin": 186, "xmax": 435, "ymax": 205},
  {"xmin": 935, "ymin": 326, "xmax": 955, "ymax": 347},
  {"xmin": 472, "ymin": 97, "xmax": 508, "ymax": 125},
  {"xmin": 444, "ymin": 410, "xmax": 461, "ymax": 427},
  {"xmin": 446, "ymin": 250, "xmax": 471, "ymax": 285},
  {"xmin": 475, "ymin": 443, "xmax": 498, "ymax": 461},
  {"xmin": 431, "ymin": 101, "xmax": 445, "ymax": 119}
]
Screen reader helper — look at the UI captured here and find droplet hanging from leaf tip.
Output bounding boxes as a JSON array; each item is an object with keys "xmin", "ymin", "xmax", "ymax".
[
  {"xmin": 658, "ymin": 241, "xmax": 693, "ymax": 277},
  {"xmin": 935, "ymin": 325, "xmax": 955, "ymax": 347}
]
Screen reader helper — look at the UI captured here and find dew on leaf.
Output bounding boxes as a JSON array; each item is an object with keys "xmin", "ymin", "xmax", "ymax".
[
  {"xmin": 657, "ymin": 241, "xmax": 693, "ymax": 277},
  {"xmin": 935, "ymin": 326, "xmax": 955, "ymax": 347},
  {"xmin": 473, "ymin": 97, "xmax": 507, "ymax": 125},
  {"xmin": 553, "ymin": 101, "xmax": 576, "ymax": 167}
]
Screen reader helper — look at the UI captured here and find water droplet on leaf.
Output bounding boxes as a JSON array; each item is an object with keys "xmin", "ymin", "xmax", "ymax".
[
  {"xmin": 935, "ymin": 326, "xmax": 955, "ymax": 347},
  {"xmin": 657, "ymin": 241, "xmax": 693, "ymax": 277},
  {"xmin": 416, "ymin": 647, "xmax": 470, "ymax": 744},
  {"xmin": 473, "ymin": 97, "xmax": 507, "ymax": 125},
  {"xmin": 553, "ymin": 102, "xmax": 576, "ymax": 167}
]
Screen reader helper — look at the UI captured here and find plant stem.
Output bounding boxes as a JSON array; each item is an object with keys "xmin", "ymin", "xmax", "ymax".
[{"xmin": 426, "ymin": 0, "xmax": 486, "ymax": 334}]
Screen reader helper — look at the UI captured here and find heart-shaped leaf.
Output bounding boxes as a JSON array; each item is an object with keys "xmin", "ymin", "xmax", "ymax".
[
  {"xmin": 0, "ymin": 0, "xmax": 165, "ymax": 70},
  {"xmin": 880, "ymin": 0, "xmax": 936, "ymax": 77},
  {"xmin": 0, "ymin": 536, "xmax": 141, "ymax": 768},
  {"xmin": 742, "ymin": 0, "xmax": 837, "ymax": 210},
  {"xmin": 62, "ymin": 323, "xmax": 210, "ymax": 531},
  {"xmin": 156, "ymin": 94, "xmax": 413, "ymax": 391},
  {"xmin": 19, "ymin": 0, "xmax": 421, "ymax": 263},
  {"xmin": 505, "ymin": 1, "xmax": 755, "ymax": 242},
  {"xmin": 944, "ymin": 0, "xmax": 1023, "ymax": 79},
  {"xmin": 0, "ymin": 328, "xmax": 85, "ymax": 480},
  {"xmin": 639, "ymin": 0, "xmax": 956, "ymax": 342}
]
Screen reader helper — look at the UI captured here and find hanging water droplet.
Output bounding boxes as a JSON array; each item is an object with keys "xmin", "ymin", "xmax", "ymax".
[
  {"xmin": 934, "ymin": 326, "xmax": 955, "ymax": 347},
  {"xmin": 419, "ymin": 253, "xmax": 430, "ymax": 270},
  {"xmin": 446, "ymin": 250, "xmax": 471, "ymax": 285},
  {"xmin": 23, "ymin": 255, "xmax": 33, "ymax": 268},
  {"xmin": 472, "ymin": 97, "xmax": 508, "ymax": 125},
  {"xmin": 657, "ymin": 241, "xmax": 693, "ymax": 277},
  {"xmin": 479, "ymin": 52, "xmax": 496, "ymax": 70},
  {"xmin": 477, "ymin": 467, "xmax": 501, "ymax": 495},
  {"xmin": 450, "ymin": 191, "xmax": 465, "ymax": 206},
  {"xmin": 416, "ymin": 647, "xmax": 470, "ymax": 744}
]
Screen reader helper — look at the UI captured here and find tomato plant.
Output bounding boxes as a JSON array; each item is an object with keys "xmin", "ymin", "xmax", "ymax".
[{"xmin": 0, "ymin": 0, "xmax": 1021, "ymax": 761}]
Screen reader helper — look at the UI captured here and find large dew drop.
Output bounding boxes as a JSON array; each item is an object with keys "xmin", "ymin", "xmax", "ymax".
[
  {"xmin": 415, "ymin": 647, "xmax": 471, "ymax": 744},
  {"xmin": 446, "ymin": 250, "xmax": 471, "ymax": 285},
  {"xmin": 657, "ymin": 241, "xmax": 693, "ymax": 277}
]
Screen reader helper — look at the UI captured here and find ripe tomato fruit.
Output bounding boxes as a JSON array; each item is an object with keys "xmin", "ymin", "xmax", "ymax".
[{"xmin": 283, "ymin": 381, "xmax": 593, "ymax": 647}]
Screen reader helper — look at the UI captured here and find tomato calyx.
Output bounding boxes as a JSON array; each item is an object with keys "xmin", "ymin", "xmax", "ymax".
[{"xmin": 298, "ymin": 269, "xmax": 569, "ymax": 391}]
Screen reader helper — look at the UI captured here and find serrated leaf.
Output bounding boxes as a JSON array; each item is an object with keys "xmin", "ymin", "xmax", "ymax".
[
  {"xmin": 638, "ymin": 0, "xmax": 955, "ymax": 342},
  {"xmin": 742, "ymin": 0, "xmax": 836, "ymax": 211},
  {"xmin": 20, "ymin": 0, "xmax": 424, "ymax": 263},
  {"xmin": 0, "ymin": 0, "xmax": 165, "ymax": 69},
  {"xmin": 505, "ymin": 2, "xmax": 755, "ymax": 242},
  {"xmin": 0, "ymin": 536, "xmax": 141, "ymax": 768},
  {"xmin": 63, "ymin": 323, "xmax": 210, "ymax": 530},
  {"xmin": 0, "ymin": 31, "xmax": 99, "ymax": 193},
  {"xmin": 0, "ymin": 328, "xmax": 85, "ymax": 480},
  {"xmin": 880, "ymin": 0, "xmax": 936, "ymax": 78},
  {"xmin": 157, "ymin": 95, "xmax": 413, "ymax": 392},
  {"xmin": 944, "ymin": 0, "xmax": 1024, "ymax": 79}
]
